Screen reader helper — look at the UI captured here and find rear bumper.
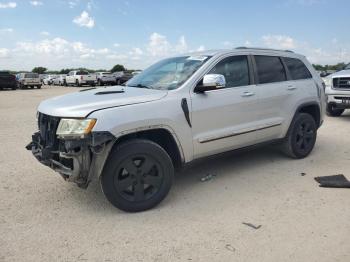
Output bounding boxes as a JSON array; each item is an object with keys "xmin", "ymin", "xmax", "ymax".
[
  {"xmin": 80, "ymin": 80, "xmax": 97, "ymax": 85},
  {"xmin": 26, "ymin": 131, "xmax": 115, "ymax": 188}
]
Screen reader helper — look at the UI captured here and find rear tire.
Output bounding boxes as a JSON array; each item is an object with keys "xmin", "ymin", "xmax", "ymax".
[
  {"xmin": 326, "ymin": 103, "xmax": 344, "ymax": 117},
  {"xmin": 101, "ymin": 139, "xmax": 174, "ymax": 212},
  {"xmin": 281, "ymin": 113, "xmax": 317, "ymax": 159}
]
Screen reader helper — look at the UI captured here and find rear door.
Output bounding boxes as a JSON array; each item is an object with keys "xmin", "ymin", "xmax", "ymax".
[
  {"xmin": 282, "ymin": 56, "xmax": 317, "ymax": 101},
  {"xmin": 252, "ymin": 55, "xmax": 293, "ymax": 141},
  {"xmin": 190, "ymin": 55, "xmax": 261, "ymax": 159}
]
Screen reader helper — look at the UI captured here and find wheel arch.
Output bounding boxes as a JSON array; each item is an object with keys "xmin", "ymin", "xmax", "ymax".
[
  {"xmin": 110, "ymin": 126, "xmax": 185, "ymax": 169},
  {"xmin": 293, "ymin": 102, "xmax": 321, "ymax": 128}
]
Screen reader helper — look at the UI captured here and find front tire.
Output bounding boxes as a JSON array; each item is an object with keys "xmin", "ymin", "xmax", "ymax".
[
  {"xmin": 101, "ymin": 139, "xmax": 174, "ymax": 212},
  {"xmin": 281, "ymin": 113, "xmax": 317, "ymax": 159},
  {"xmin": 326, "ymin": 103, "xmax": 344, "ymax": 117}
]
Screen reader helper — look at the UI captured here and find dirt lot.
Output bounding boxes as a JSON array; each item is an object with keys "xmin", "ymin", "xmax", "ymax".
[{"xmin": 1, "ymin": 86, "xmax": 350, "ymax": 262}]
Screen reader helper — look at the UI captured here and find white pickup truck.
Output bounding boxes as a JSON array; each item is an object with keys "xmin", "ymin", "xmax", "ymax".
[
  {"xmin": 66, "ymin": 70, "xmax": 97, "ymax": 87},
  {"xmin": 324, "ymin": 63, "xmax": 350, "ymax": 116}
]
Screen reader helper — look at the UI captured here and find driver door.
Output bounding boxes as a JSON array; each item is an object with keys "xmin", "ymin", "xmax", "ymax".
[{"xmin": 190, "ymin": 55, "xmax": 261, "ymax": 159}]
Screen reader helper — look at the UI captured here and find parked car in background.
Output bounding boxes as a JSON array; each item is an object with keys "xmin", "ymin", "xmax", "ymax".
[
  {"xmin": 39, "ymin": 74, "xmax": 47, "ymax": 84},
  {"xmin": 113, "ymin": 71, "xmax": 133, "ymax": 85},
  {"xmin": 27, "ymin": 47, "xmax": 325, "ymax": 212},
  {"xmin": 17, "ymin": 73, "xmax": 41, "ymax": 89},
  {"xmin": 52, "ymin": 75, "xmax": 66, "ymax": 86},
  {"xmin": 66, "ymin": 70, "xmax": 97, "ymax": 87},
  {"xmin": 96, "ymin": 72, "xmax": 116, "ymax": 86},
  {"xmin": 0, "ymin": 71, "xmax": 17, "ymax": 90},
  {"xmin": 324, "ymin": 63, "xmax": 350, "ymax": 116},
  {"xmin": 43, "ymin": 75, "xmax": 57, "ymax": 85}
]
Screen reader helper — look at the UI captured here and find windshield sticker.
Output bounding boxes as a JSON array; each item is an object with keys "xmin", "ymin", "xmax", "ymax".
[{"xmin": 187, "ymin": 56, "xmax": 208, "ymax": 61}]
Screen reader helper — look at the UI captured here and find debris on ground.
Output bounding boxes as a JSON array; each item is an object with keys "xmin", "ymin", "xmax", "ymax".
[
  {"xmin": 225, "ymin": 244, "xmax": 236, "ymax": 252},
  {"xmin": 315, "ymin": 174, "xmax": 350, "ymax": 188},
  {"xmin": 300, "ymin": 172, "xmax": 306, "ymax": 176},
  {"xmin": 200, "ymin": 174, "xmax": 216, "ymax": 182},
  {"xmin": 242, "ymin": 222, "xmax": 262, "ymax": 230}
]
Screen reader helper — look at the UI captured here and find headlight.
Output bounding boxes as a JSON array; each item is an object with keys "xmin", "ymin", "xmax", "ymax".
[
  {"xmin": 323, "ymin": 77, "xmax": 332, "ymax": 87},
  {"xmin": 56, "ymin": 118, "xmax": 96, "ymax": 137}
]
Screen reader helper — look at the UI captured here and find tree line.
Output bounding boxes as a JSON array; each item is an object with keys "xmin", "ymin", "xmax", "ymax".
[
  {"xmin": 30, "ymin": 64, "xmax": 128, "ymax": 74},
  {"xmin": 312, "ymin": 62, "xmax": 348, "ymax": 72}
]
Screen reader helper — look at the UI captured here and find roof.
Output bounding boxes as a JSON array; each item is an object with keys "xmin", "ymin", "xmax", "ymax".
[{"xmin": 184, "ymin": 47, "xmax": 304, "ymax": 59}]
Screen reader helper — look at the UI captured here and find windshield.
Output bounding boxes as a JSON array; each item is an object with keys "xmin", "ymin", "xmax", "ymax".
[
  {"xmin": 25, "ymin": 73, "xmax": 39, "ymax": 78},
  {"xmin": 126, "ymin": 55, "xmax": 211, "ymax": 90}
]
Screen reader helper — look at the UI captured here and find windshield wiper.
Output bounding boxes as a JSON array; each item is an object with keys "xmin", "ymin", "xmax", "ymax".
[{"xmin": 127, "ymin": 84, "xmax": 152, "ymax": 89}]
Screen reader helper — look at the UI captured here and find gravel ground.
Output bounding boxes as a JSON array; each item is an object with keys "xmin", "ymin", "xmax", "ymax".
[{"xmin": 1, "ymin": 86, "xmax": 350, "ymax": 262}]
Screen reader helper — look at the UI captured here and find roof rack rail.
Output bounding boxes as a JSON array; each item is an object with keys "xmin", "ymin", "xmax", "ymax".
[{"xmin": 235, "ymin": 47, "xmax": 294, "ymax": 53}]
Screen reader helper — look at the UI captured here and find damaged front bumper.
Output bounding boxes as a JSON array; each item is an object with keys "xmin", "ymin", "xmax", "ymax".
[{"xmin": 26, "ymin": 131, "xmax": 115, "ymax": 188}]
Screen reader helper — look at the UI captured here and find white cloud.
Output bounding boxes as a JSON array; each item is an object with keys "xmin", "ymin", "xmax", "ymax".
[
  {"xmin": 68, "ymin": 0, "xmax": 78, "ymax": 8},
  {"xmin": 0, "ymin": 2, "xmax": 16, "ymax": 8},
  {"xmin": 73, "ymin": 11, "xmax": 95, "ymax": 28},
  {"xmin": 29, "ymin": 1, "xmax": 43, "ymax": 6},
  {"xmin": 128, "ymin": 47, "xmax": 143, "ymax": 60},
  {"xmin": 147, "ymin": 32, "xmax": 171, "ymax": 57},
  {"xmin": 129, "ymin": 47, "xmax": 143, "ymax": 56},
  {"xmin": 147, "ymin": 33, "xmax": 190, "ymax": 57},
  {"xmin": 175, "ymin": 35, "xmax": 187, "ymax": 53},
  {"xmin": 262, "ymin": 34, "xmax": 296, "ymax": 49},
  {"xmin": 113, "ymin": 43, "xmax": 120, "ymax": 48},
  {"xmin": 197, "ymin": 45, "xmax": 205, "ymax": 52},
  {"xmin": 0, "ymin": 48, "xmax": 10, "ymax": 58},
  {"xmin": 0, "ymin": 28, "xmax": 14, "ymax": 33},
  {"xmin": 40, "ymin": 31, "xmax": 50, "ymax": 36}
]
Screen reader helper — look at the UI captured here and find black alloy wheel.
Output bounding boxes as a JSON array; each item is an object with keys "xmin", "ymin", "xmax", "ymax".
[
  {"xmin": 101, "ymin": 139, "xmax": 174, "ymax": 212},
  {"xmin": 282, "ymin": 113, "xmax": 317, "ymax": 159}
]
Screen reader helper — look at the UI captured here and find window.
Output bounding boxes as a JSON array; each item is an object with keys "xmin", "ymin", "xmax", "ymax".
[
  {"xmin": 209, "ymin": 55, "xmax": 250, "ymax": 88},
  {"xmin": 24, "ymin": 73, "xmax": 39, "ymax": 78},
  {"xmin": 284, "ymin": 57, "xmax": 312, "ymax": 80},
  {"xmin": 255, "ymin": 55, "xmax": 286, "ymax": 84},
  {"xmin": 77, "ymin": 71, "xmax": 89, "ymax": 75}
]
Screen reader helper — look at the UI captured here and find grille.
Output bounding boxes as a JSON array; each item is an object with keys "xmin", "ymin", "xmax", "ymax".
[
  {"xmin": 333, "ymin": 77, "xmax": 350, "ymax": 89},
  {"xmin": 38, "ymin": 113, "xmax": 60, "ymax": 149},
  {"xmin": 334, "ymin": 97, "xmax": 350, "ymax": 101}
]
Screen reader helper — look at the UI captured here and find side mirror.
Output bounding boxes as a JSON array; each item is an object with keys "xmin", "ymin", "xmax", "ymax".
[{"xmin": 194, "ymin": 74, "xmax": 226, "ymax": 93}]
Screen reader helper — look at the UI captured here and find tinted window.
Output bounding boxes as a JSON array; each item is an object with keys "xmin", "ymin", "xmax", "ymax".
[
  {"xmin": 284, "ymin": 57, "xmax": 312, "ymax": 80},
  {"xmin": 209, "ymin": 55, "xmax": 250, "ymax": 87},
  {"xmin": 24, "ymin": 73, "xmax": 39, "ymax": 78},
  {"xmin": 255, "ymin": 55, "xmax": 286, "ymax": 84}
]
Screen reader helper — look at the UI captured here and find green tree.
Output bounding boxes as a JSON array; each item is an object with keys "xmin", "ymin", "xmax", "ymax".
[
  {"xmin": 111, "ymin": 64, "xmax": 126, "ymax": 73},
  {"xmin": 32, "ymin": 67, "xmax": 47, "ymax": 74}
]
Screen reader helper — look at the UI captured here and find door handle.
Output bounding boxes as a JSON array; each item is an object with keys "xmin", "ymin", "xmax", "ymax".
[
  {"xmin": 241, "ymin": 91, "xmax": 255, "ymax": 97},
  {"xmin": 287, "ymin": 86, "xmax": 297, "ymax": 91}
]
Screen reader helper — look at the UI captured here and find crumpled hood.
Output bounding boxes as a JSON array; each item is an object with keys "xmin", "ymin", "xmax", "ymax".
[{"xmin": 38, "ymin": 86, "xmax": 168, "ymax": 117}]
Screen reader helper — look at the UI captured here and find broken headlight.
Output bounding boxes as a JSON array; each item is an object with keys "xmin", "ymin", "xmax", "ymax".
[{"xmin": 56, "ymin": 118, "xmax": 96, "ymax": 137}]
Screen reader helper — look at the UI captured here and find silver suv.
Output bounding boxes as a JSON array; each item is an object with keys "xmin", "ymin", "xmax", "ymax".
[{"xmin": 27, "ymin": 48, "xmax": 326, "ymax": 212}]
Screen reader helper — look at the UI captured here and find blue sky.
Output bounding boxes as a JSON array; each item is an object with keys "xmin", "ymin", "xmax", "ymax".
[{"xmin": 0, "ymin": 0, "xmax": 349, "ymax": 70}]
